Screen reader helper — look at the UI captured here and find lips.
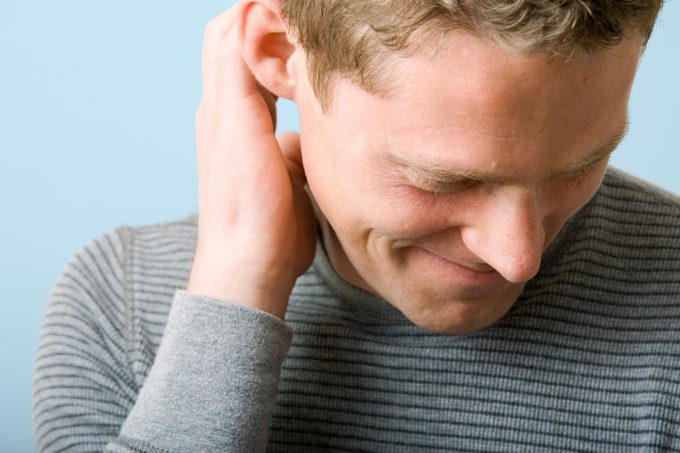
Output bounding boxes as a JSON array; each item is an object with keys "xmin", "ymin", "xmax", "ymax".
[
  {"xmin": 418, "ymin": 247, "xmax": 495, "ymax": 273},
  {"xmin": 409, "ymin": 246, "xmax": 507, "ymax": 288}
]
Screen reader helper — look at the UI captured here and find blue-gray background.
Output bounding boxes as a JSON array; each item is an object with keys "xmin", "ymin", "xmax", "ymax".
[{"xmin": 1, "ymin": 0, "xmax": 678, "ymax": 451}]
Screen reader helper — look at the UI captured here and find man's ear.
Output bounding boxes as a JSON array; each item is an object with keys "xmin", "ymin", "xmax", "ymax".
[{"xmin": 239, "ymin": 0, "xmax": 298, "ymax": 100}]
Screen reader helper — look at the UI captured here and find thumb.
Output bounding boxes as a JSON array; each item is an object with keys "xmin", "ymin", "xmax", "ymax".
[{"xmin": 277, "ymin": 131, "xmax": 306, "ymax": 185}]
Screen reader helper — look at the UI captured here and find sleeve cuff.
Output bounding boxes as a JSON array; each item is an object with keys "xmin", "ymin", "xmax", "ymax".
[{"xmin": 117, "ymin": 288, "xmax": 294, "ymax": 452}]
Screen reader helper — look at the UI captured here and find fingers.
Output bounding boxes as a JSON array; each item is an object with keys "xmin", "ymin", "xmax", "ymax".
[
  {"xmin": 201, "ymin": 4, "xmax": 242, "ymax": 101},
  {"xmin": 201, "ymin": 3, "xmax": 276, "ymax": 137},
  {"xmin": 277, "ymin": 132, "xmax": 306, "ymax": 184},
  {"xmin": 257, "ymin": 81, "xmax": 278, "ymax": 131}
]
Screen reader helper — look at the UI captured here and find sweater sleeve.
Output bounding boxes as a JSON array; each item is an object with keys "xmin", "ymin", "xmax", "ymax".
[
  {"xmin": 33, "ymin": 228, "xmax": 294, "ymax": 453},
  {"xmin": 111, "ymin": 290, "xmax": 293, "ymax": 452}
]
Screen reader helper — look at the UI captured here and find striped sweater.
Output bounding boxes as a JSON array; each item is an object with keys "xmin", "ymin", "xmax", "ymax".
[{"xmin": 33, "ymin": 167, "xmax": 680, "ymax": 452}]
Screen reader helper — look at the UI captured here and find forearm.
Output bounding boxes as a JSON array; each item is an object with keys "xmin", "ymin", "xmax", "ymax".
[{"xmin": 109, "ymin": 290, "xmax": 293, "ymax": 453}]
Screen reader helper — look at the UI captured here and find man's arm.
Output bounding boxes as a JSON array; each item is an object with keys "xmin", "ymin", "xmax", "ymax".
[
  {"xmin": 33, "ymin": 229, "xmax": 135, "ymax": 452},
  {"xmin": 35, "ymin": 1, "xmax": 315, "ymax": 450},
  {"xmin": 33, "ymin": 229, "xmax": 293, "ymax": 453},
  {"xmin": 112, "ymin": 290, "xmax": 292, "ymax": 452},
  {"xmin": 33, "ymin": 230, "xmax": 139, "ymax": 452},
  {"xmin": 184, "ymin": 0, "xmax": 316, "ymax": 318}
]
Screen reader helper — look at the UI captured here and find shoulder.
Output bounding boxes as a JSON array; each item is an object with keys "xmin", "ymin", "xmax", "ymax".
[
  {"xmin": 34, "ymin": 214, "xmax": 198, "ymax": 450},
  {"xmin": 77, "ymin": 212, "xmax": 199, "ymax": 315},
  {"xmin": 546, "ymin": 167, "xmax": 680, "ymax": 287},
  {"xmin": 116, "ymin": 212, "xmax": 198, "ymax": 300},
  {"xmin": 113, "ymin": 213, "xmax": 199, "ymax": 383},
  {"xmin": 600, "ymin": 167, "xmax": 680, "ymax": 214},
  {"xmin": 586, "ymin": 167, "xmax": 680, "ymax": 247},
  {"xmin": 48, "ymin": 213, "xmax": 199, "ymax": 385}
]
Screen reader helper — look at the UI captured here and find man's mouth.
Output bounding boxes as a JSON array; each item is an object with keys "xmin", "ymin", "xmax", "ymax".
[{"xmin": 412, "ymin": 247, "xmax": 506, "ymax": 285}]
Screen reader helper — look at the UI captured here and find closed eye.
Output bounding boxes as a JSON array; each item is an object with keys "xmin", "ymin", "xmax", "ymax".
[
  {"xmin": 559, "ymin": 154, "xmax": 610, "ymax": 182},
  {"xmin": 412, "ymin": 175, "xmax": 481, "ymax": 195}
]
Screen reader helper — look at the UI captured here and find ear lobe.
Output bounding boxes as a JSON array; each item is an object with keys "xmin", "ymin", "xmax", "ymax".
[{"xmin": 239, "ymin": 0, "xmax": 298, "ymax": 100}]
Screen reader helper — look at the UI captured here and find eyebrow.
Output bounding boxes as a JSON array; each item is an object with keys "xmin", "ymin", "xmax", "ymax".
[{"xmin": 390, "ymin": 121, "xmax": 630, "ymax": 186}]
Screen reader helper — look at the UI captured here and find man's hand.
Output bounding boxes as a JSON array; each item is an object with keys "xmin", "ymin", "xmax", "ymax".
[{"xmin": 186, "ymin": 3, "xmax": 317, "ymax": 319}]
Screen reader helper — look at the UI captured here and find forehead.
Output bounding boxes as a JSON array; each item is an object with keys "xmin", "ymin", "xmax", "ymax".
[
  {"xmin": 382, "ymin": 31, "xmax": 639, "ymax": 129},
  {"xmin": 319, "ymin": 31, "xmax": 640, "ymax": 175}
]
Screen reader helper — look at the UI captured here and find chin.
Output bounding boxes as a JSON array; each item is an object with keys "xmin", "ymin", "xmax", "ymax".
[
  {"xmin": 404, "ymin": 307, "xmax": 504, "ymax": 335},
  {"xmin": 385, "ymin": 284, "xmax": 524, "ymax": 336}
]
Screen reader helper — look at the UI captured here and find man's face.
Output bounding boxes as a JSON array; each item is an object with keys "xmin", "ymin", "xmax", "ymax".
[{"xmin": 291, "ymin": 31, "xmax": 641, "ymax": 334}]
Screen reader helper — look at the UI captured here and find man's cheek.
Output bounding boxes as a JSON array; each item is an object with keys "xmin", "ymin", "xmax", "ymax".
[{"xmin": 362, "ymin": 201, "xmax": 446, "ymax": 240}]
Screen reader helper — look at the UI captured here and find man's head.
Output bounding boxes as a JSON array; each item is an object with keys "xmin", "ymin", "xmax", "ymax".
[
  {"xmin": 279, "ymin": 0, "xmax": 662, "ymax": 111},
  {"xmin": 238, "ymin": 0, "xmax": 660, "ymax": 334}
]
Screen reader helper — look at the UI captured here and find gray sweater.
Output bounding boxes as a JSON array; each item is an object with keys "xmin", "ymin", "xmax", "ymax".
[{"xmin": 33, "ymin": 167, "xmax": 680, "ymax": 452}]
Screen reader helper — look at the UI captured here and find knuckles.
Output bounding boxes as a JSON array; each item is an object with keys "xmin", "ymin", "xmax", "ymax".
[
  {"xmin": 203, "ymin": 21, "xmax": 218, "ymax": 45},
  {"xmin": 202, "ymin": 6, "xmax": 240, "ymax": 49}
]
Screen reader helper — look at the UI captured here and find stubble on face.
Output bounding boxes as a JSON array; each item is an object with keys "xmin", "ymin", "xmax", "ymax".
[{"xmin": 295, "ymin": 31, "xmax": 641, "ymax": 334}]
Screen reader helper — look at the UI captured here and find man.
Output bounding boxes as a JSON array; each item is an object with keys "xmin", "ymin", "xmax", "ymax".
[{"xmin": 33, "ymin": 0, "xmax": 680, "ymax": 451}]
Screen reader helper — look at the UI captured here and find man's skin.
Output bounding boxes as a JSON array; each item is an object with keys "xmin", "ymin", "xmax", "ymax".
[{"xmin": 187, "ymin": 0, "xmax": 642, "ymax": 334}]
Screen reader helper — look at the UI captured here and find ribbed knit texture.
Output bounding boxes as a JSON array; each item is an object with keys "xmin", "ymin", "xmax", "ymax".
[{"xmin": 33, "ymin": 167, "xmax": 680, "ymax": 452}]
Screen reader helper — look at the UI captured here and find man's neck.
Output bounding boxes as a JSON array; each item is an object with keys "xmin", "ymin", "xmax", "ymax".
[{"xmin": 308, "ymin": 188, "xmax": 376, "ymax": 295}]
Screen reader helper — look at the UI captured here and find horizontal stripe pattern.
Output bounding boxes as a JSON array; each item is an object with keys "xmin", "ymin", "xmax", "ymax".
[{"xmin": 33, "ymin": 167, "xmax": 680, "ymax": 452}]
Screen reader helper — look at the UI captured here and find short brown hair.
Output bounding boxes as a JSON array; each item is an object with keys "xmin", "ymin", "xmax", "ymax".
[{"xmin": 280, "ymin": 0, "xmax": 663, "ymax": 110}]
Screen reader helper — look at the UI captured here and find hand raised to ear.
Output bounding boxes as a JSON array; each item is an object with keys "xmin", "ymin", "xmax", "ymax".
[{"xmin": 186, "ymin": 3, "xmax": 317, "ymax": 319}]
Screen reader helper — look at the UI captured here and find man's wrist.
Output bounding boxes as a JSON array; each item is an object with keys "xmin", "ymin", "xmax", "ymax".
[{"xmin": 185, "ymin": 254, "xmax": 294, "ymax": 319}]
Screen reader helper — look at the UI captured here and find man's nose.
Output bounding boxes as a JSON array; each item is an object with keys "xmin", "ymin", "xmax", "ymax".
[{"xmin": 461, "ymin": 189, "xmax": 545, "ymax": 283}]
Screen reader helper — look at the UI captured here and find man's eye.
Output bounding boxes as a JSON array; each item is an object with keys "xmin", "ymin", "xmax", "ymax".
[
  {"xmin": 413, "ymin": 176, "xmax": 479, "ymax": 195},
  {"xmin": 561, "ymin": 159, "xmax": 606, "ymax": 182}
]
